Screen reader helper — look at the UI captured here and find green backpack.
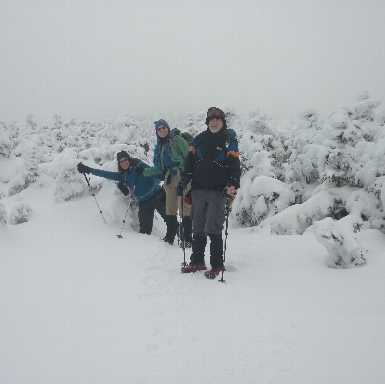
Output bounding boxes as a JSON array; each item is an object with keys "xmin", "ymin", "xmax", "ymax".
[{"xmin": 171, "ymin": 131, "xmax": 194, "ymax": 159}]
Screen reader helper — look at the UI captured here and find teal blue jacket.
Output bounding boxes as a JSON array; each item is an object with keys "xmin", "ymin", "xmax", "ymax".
[{"xmin": 91, "ymin": 161, "xmax": 161, "ymax": 202}]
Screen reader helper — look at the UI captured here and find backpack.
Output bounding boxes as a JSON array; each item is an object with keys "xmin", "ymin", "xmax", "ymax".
[
  {"xmin": 179, "ymin": 131, "xmax": 194, "ymax": 146},
  {"xmin": 171, "ymin": 131, "xmax": 194, "ymax": 159}
]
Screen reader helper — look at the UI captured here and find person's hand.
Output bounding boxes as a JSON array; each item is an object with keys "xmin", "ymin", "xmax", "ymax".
[
  {"xmin": 226, "ymin": 185, "xmax": 236, "ymax": 196},
  {"xmin": 176, "ymin": 182, "xmax": 184, "ymax": 196},
  {"xmin": 136, "ymin": 164, "xmax": 144, "ymax": 175},
  {"xmin": 77, "ymin": 162, "xmax": 92, "ymax": 174}
]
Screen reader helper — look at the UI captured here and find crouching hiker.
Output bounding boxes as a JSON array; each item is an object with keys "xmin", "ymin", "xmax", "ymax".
[
  {"xmin": 178, "ymin": 107, "xmax": 240, "ymax": 278},
  {"xmin": 77, "ymin": 150, "xmax": 167, "ymax": 236}
]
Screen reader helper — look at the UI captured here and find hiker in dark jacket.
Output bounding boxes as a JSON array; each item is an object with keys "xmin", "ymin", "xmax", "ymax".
[
  {"xmin": 77, "ymin": 150, "xmax": 166, "ymax": 236},
  {"xmin": 143, "ymin": 119, "xmax": 193, "ymax": 247},
  {"xmin": 178, "ymin": 107, "xmax": 241, "ymax": 277}
]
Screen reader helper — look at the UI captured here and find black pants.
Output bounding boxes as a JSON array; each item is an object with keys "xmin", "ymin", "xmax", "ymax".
[{"xmin": 138, "ymin": 191, "xmax": 166, "ymax": 235}]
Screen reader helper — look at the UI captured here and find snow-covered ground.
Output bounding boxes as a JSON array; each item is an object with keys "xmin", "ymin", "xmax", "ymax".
[{"xmin": 1, "ymin": 181, "xmax": 385, "ymax": 384}]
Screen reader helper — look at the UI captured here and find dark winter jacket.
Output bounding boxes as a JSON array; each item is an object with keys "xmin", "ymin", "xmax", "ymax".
[
  {"xmin": 184, "ymin": 127, "xmax": 240, "ymax": 191},
  {"xmin": 91, "ymin": 160, "xmax": 161, "ymax": 203}
]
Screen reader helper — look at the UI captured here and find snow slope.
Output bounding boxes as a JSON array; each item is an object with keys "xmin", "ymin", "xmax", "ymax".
[{"xmin": 1, "ymin": 183, "xmax": 385, "ymax": 384}]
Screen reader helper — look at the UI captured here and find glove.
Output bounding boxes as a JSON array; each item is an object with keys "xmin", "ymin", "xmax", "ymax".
[
  {"xmin": 176, "ymin": 176, "xmax": 190, "ymax": 196},
  {"xmin": 176, "ymin": 182, "xmax": 184, "ymax": 196},
  {"xmin": 77, "ymin": 162, "xmax": 92, "ymax": 174},
  {"xmin": 179, "ymin": 175, "xmax": 190, "ymax": 190},
  {"xmin": 136, "ymin": 164, "xmax": 144, "ymax": 175}
]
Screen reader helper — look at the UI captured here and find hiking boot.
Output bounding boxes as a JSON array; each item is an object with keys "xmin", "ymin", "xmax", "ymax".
[
  {"xmin": 162, "ymin": 236, "xmax": 174, "ymax": 245},
  {"xmin": 181, "ymin": 262, "xmax": 207, "ymax": 273},
  {"xmin": 164, "ymin": 215, "xmax": 178, "ymax": 245},
  {"xmin": 204, "ymin": 266, "xmax": 226, "ymax": 277}
]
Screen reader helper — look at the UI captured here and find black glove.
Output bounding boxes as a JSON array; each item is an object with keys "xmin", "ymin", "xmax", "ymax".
[
  {"xmin": 179, "ymin": 176, "xmax": 190, "ymax": 190},
  {"xmin": 77, "ymin": 162, "xmax": 92, "ymax": 174},
  {"xmin": 176, "ymin": 176, "xmax": 190, "ymax": 196},
  {"xmin": 176, "ymin": 182, "xmax": 184, "ymax": 196},
  {"xmin": 136, "ymin": 164, "xmax": 144, "ymax": 175}
]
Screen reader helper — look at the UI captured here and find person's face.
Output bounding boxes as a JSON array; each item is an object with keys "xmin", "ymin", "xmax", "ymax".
[
  {"xmin": 208, "ymin": 117, "xmax": 223, "ymax": 133},
  {"xmin": 119, "ymin": 157, "xmax": 130, "ymax": 170},
  {"xmin": 157, "ymin": 125, "xmax": 169, "ymax": 138}
]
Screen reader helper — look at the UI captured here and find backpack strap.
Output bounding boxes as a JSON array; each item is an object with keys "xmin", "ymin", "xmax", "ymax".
[{"xmin": 171, "ymin": 136, "xmax": 185, "ymax": 159}]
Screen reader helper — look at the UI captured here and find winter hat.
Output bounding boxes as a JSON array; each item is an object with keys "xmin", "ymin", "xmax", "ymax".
[
  {"xmin": 205, "ymin": 107, "xmax": 227, "ymax": 129},
  {"xmin": 154, "ymin": 119, "xmax": 171, "ymax": 135},
  {"xmin": 116, "ymin": 150, "xmax": 131, "ymax": 163}
]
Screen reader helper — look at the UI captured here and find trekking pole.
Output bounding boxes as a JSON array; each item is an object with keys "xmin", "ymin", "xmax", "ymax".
[
  {"xmin": 180, "ymin": 193, "xmax": 187, "ymax": 267},
  {"xmin": 116, "ymin": 198, "xmax": 134, "ymax": 238},
  {"xmin": 83, "ymin": 173, "xmax": 107, "ymax": 224},
  {"xmin": 219, "ymin": 195, "xmax": 232, "ymax": 283},
  {"xmin": 116, "ymin": 184, "xmax": 137, "ymax": 239}
]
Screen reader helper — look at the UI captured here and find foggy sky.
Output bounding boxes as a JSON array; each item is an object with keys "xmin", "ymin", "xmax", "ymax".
[{"xmin": 1, "ymin": 0, "xmax": 384, "ymax": 126}]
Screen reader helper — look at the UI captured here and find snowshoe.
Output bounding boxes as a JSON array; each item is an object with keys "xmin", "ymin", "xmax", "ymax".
[
  {"xmin": 204, "ymin": 266, "xmax": 226, "ymax": 279},
  {"xmin": 181, "ymin": 263, "xmax": 207, "ymax": 273}
]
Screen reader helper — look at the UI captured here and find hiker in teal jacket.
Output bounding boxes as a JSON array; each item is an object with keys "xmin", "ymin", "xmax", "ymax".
[
  {"xmin": 77, "ymin": 150, "xmax": 166, "ymax": 236},
  {"xmin": 143, "ymin": 119, "xmax": 193, "ymax": 247}
]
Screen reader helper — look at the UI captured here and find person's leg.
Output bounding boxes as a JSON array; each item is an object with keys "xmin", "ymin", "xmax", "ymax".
[
  {"xmin": 189, "ymin": 190, "xmax": 208, "ymax": 265},
  {"xmin": 209, "ymin": 234, "xmax": 224, "ymax": 269},
  {"xmin": 163, "ymin": 176, "xmax": 179, "ymax": 244},
  {"xmin": 138, "ymin": 199, "xmax": 155, "ymax": 235},
  {"xmin": 205, "ymin": 191, "xmax": 226, "ymax": 269},
  {"xmin": 164, "ymin": 176, "xmax": 178, "ymax": 215}
]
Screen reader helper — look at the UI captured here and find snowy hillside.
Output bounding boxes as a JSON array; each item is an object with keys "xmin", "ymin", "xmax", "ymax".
[{"xmin": 1, "ymin": 96, "xmax": 385, "ymax": 382}]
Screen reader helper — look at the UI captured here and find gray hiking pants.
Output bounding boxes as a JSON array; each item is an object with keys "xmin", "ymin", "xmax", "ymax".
[{"xmin": 191, "ymin": 190, "xmax": 226, "ymax": 236}]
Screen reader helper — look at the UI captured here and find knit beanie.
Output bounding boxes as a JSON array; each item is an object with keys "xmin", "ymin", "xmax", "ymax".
[
  {"xmin": 205, "ymin": 107, "xmax": 227, "ymax": 129},
  {"xmin": 116, "ymin": 150, "xmax": 131, "ymax": 163},
  {"xmin": 154, "ymin": 119, "xmax": 171, "ymax": 135}
]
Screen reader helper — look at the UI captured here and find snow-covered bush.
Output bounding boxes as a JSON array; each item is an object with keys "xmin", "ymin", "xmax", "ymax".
[
  {"xmin": 8, "ymin": 174, "xmax": 29, "ymax": 196},
  {"xmin": 8, "ymin": 141, "xmax": 42, "ymax": 196},
  {"xmin": 54, "ymin": 159, "xmax": 87, "ymax": 202},
  {"xmin": 0, "ymin": 126, "xmax": 12, "ymax": 158},
  {"xmin": 2, "ymin": 93, "xmax": 385, "ymax": 235},
  {"xmin": 0, "ymin": 203, "xmax": 6, "ymax": 225},
  {"xmin": 232, "ymin": 174, "xmax": 295, "ymax": 227},
  {"xmin": 255, "ymin": 190, "xmax": 336, "ymax": 235},
  {"xmin": 314, "ymin": 215, "xmax": 367, "ymax": 269},
  {"xmin": 9, "ymin": 202, "xmax": 32, "ymax": 225}
]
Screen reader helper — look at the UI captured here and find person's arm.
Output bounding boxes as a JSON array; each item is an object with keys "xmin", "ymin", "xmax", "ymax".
[
  {"xmin": 226, "ymin": 138, "xmax": 241, "ymax": 190},
  {"xmin": 91, "ymin": 168, "xmax": 122, "ymax": 182}
]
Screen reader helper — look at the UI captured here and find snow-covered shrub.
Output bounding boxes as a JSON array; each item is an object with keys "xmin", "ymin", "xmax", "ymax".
[
  {"xmin": 8, "ymin": 174, "xmax": 29, "ymax": 196},
  {"xmin": 239, "ymin": 112, "xmax": 290, "ymax": 181},
  {"xmin": 314, "ymin": 215, "xmax": 367, "ymax": 269},
  {"xmin": 54, "ymin": 159, "xmax": 87, "ymax": 202},
  {"xmin": 114, "ymin": 114, "xmax": 149, "ymax": 149},
  {"xmin": 255, "ymin": 190, "xmax": 339, "ymax": 235},
  {"xmin": 0, "ymin": 127, "xmax": 12, "ymax": 158},
  {"xmin": 0, "ymin": 203, "xmax": 6, "ymax": 225},
  {"xmin": 232, "ymin": 174, "xmax": 295, "ymax": 227},
  {"xmin": 26, "ymin": 114, "xmax": 37, "ymax": 130},
  {"xmin": 8, "ymin": 141, "xmax": 42, "ymax": 195},
  {"xmin": 54, "ymin": 115, "xmax": 63, "ymax": 129},
  {"xmin": 9, "ymin": 202, "xmax": 32, "ymax": 225},
  {"xmin": 297, "ymin": 107, "xmax": 323, "ymax": 132}
]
